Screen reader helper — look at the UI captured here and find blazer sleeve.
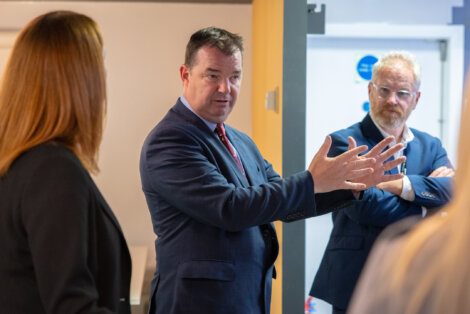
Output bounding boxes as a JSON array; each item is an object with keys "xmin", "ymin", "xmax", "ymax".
[
  {"xmin": 141, "ymin": 126, "xmax": 316, "ymax": 231},
  {"xmin": 407, "ymin": 137, "xmax": 453, "ymax": 208},
  {"xmin": 263, "ymin": 157, "xmax": 282, "ymax": 183},
  {"xmin": 345, "ymin": 188, "xmax": 422, "ymax": 227},
  {"xmin": 330, "ymin": 133, "xmax": 422, "ymax": 228},
  {"xmin": 21, "ymin": 154, "xmax": 113, "ymax": 314}
]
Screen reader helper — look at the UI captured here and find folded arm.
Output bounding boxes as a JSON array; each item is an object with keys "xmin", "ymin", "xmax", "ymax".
[
  {"xmin": 377, "ymin": 139, "xmax": 453, "ymax": 208},
  {"xmin": 328, "ymin": 134, "xmax": 421, "ymax": 227}
]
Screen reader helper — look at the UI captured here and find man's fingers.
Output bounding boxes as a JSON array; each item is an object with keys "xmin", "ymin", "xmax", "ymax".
[
  {"xmin": 347, "ymin": 157, "xmax": 376, "ymax": 171},
  {"xmin": 429, "ymin": 167, "xmax": 438, "ymax": 177},
  {"xmin": 383, "ymin": 156, "xmax": 406, "ymax": 172},
  {"xmin": 348, "ymin": 167, "xmax": 374, "ymax": 180},
  {"xmin": 366, "ymin": 136, "xmax": 395, "ymax": 157},
  {"xmin": 380, "ymin": 173, "xmax": 404, "ymax": 182},
  {"xmin": 377, "ymin": 143, "xmax": 405, "ymax": 162},
  {"xmin": 337, "ymin": 144, "xmax": 369, "ymax": 162},
  {"xmin": 342, "ymin": 181, "xmax": 367, "ymax": 191},
  {"xmin": 429, "ymin": 166, "xmax": 455, "ymax": 178},
  {"xmin": 316, "ymin": 136, "xmax": 332, "ymax": 159},
  {"xmin": 435, "ymin": 166, "xmax": 448, "ymax": 174},
  {"xmin": 347, "ymin": 136, "xmax": 357, "ymax": 150},
  {"xmin": 445, "ymin": 169, "xmax": 455, "ymax": 177}
]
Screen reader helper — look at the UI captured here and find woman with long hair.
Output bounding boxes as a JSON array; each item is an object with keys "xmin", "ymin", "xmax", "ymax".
[
  {"xmin": 0, "ymin": 11, "xmax": 131, "ymax": 313},
  {"xmin": 349, "ymin": 80, "xmax": 470, "ymax": 313}
]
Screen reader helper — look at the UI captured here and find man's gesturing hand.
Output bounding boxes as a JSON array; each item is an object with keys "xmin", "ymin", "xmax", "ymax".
[
  {"xmin": 308, "ymin": 136, "xmax": 376, "ymax": 193},
  {"xmin": 348, "ymin": 136, "xmax": 406, "ymax": 189}
]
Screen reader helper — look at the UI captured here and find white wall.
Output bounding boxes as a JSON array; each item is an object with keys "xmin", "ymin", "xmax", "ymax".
[
  {"xmin": 0, "ymin": 1, "xmax": 252, "ymax": 268},
  {"xmin": 308, "ymin": 0, "xmax": 463, "ymax": 24}
]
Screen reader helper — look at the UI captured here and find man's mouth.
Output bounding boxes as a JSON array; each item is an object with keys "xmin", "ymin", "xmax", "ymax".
[{"xmin": 382, "ymin": 108, "xmax": 402, "ymax": 115}]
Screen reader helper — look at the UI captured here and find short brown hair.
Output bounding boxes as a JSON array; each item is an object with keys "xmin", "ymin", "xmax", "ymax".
[
  {"xmin": 0, "ymin": 10, "xmax": 106, "ymax": 175},
  {"xmin": 184, "ymin": 26, "xmax": 243, "ymax": 68}
]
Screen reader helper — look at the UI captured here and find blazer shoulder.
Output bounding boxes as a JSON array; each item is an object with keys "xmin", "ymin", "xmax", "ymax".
[
  {"xmin": 145, "ymin": 103, "xmax": 213, "ymax": 143},
  {"xmin": 331, "ymin": 121, "xmax": 362, "ymax": 138},
  {"xmin": 328, "ymin": 122, "xmax": 364, "ymax": 151},
  {"xmin": 11, "ymin": 143, "xmax": 86, "ymax": 178},
  {"xmin": 409, "ymin": 128, "xmax": 443, "ymax": 144},
  {"xmin": 143, "ymin": 117, "xmax": 212, "ymax": 154}
]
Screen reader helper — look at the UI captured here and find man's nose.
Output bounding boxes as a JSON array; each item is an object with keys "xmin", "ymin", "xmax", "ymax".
[
  {"xmin": 218, "ymin": 78, "xmax": 231, "ymax": 93},
  {"xmin": 385, "ymin": 92, "xmax": 400, "ymax": 104}
]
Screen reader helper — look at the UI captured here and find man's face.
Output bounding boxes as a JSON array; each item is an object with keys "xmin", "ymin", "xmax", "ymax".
[
  {"xmin": 180, "ymin": 45, "xmax": 242, "ymax": 124},
  {"xmin": 368, "ymin": 61, "xmax": 421, "ymax": 131}
]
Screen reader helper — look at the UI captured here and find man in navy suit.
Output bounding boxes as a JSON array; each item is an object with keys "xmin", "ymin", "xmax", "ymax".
[
  {"xmin": 140, "ymin": 28, "xmax": 405, "ymax": 314},
  {"xmin": 310, "ymin": 51, "xmax": 454, "ymax": 314}
]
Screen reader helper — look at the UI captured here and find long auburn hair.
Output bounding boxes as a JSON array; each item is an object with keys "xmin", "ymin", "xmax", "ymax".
[
  {"xmin": 385, "ymin": 78, "xmax": 470, "ymax": 313},
  {"xmin": 0, "ymin": 10, "xmax": 106, "ymax": 176}
]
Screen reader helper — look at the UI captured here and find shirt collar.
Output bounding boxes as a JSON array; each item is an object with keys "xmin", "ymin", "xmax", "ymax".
[{"xmin": 180, "ymin": 95, "xmax": 217, "ymax": 131}]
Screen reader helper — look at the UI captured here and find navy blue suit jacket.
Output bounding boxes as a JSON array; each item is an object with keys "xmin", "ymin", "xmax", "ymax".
[
  {"xmin": 140, "ymin": 100, "xmax": 354, "ymax": 314},
  {"xmin": 310, "ymin": 114, "xmax": 453, "ymax": 310}
]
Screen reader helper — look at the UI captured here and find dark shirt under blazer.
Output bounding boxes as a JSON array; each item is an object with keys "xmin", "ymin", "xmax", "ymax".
[
  {"xmin": 140, "ymin": 99, "xmax": 355, "ymax": 314},
  {"xmin": 310, "ymin": 114, "xmax": 453, "ymax": 310},
  {"xmin": 0, "ymin": 143, "xmax": 131, "ymax": 314}
]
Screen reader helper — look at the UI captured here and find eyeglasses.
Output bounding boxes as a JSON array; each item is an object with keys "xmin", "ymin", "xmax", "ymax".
[{"xmin": 371, "ymin": 83, "xmax": 417, "ymax": 102}]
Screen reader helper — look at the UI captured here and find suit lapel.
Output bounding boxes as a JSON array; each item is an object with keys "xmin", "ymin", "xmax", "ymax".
[
  {"xmin": 173, "ymin": 100, "xmax": 250, "ymax": 186},
  {"xmin": 218, "ymin": 137, "xmax": 250, "ymax": 186},
  {"xmin": 228, "ymin": 132, "xmax": 255, "ymax": 186},
  {"xmin": 360, "ymin": 114, "xmax": 385, "ymax": 145}
]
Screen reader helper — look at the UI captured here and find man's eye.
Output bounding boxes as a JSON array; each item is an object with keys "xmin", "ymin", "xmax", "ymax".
[
  {"xmin": 206, "ymin": 74, "xmax": 219, "ymax": 81},
  {"xmin": 397, "ymin": 91, "xmax": 411, "ymax": 98},
  {"xmin": 230, "ymin": 75, "xmax": 240, "ymax": 83},
  {"xmin": 379, "ymin": 87, "xmax": 390, "ymax": 95}
]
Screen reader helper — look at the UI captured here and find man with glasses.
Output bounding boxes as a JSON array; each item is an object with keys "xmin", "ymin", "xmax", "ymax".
[{"xmin": 310, "ymin": 51, "xmax": 454, "ymax": 314}]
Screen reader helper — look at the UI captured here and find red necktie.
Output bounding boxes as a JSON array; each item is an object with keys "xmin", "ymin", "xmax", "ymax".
[{"xmin": 216, "ymin": 123, "xmax": 245, "ymax": 175}]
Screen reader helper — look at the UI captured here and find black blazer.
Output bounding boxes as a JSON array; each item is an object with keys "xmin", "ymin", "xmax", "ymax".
[
  {"xmin": 0, "ymin": 143, "xmax": 131, "ymax": 313},
  {"xmin": 140, "ymin": 100, "xmax": 354, "ymax": 314}
]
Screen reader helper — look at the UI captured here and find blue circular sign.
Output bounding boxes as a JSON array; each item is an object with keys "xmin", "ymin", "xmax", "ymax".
[
  {"xmin": 362, "ymin": 101, "xmax": 370, "ymax": 112},
  {"xmin": 357, "ymin": 55, "xmax": 378, "ymax": 80}
]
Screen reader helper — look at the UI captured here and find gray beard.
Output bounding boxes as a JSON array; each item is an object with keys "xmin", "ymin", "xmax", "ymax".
[{"xmin": 371, "ymin": 110, "xmax": 406, "ymax": 131}]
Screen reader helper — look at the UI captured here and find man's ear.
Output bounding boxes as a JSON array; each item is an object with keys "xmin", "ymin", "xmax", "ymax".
[
  {"xmin": 367, "ymin": 82, "xmax": 373, "ymax": 99},
  {"xmin": 413, "ymin": 91, "xmax": 421, "ymax": 110},
  {"xmin": 180, "ymin": 64, "xmax": 190, "ymax": 82}
]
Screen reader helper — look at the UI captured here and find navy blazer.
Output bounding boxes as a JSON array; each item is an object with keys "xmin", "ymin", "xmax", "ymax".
[
  {"xmin": 140, "ymin": 100, "xmax": 354, "ymax": 314},
  {"xmin": 310, "ymin": 114, "xmax": 453, "ymax": 310}
]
